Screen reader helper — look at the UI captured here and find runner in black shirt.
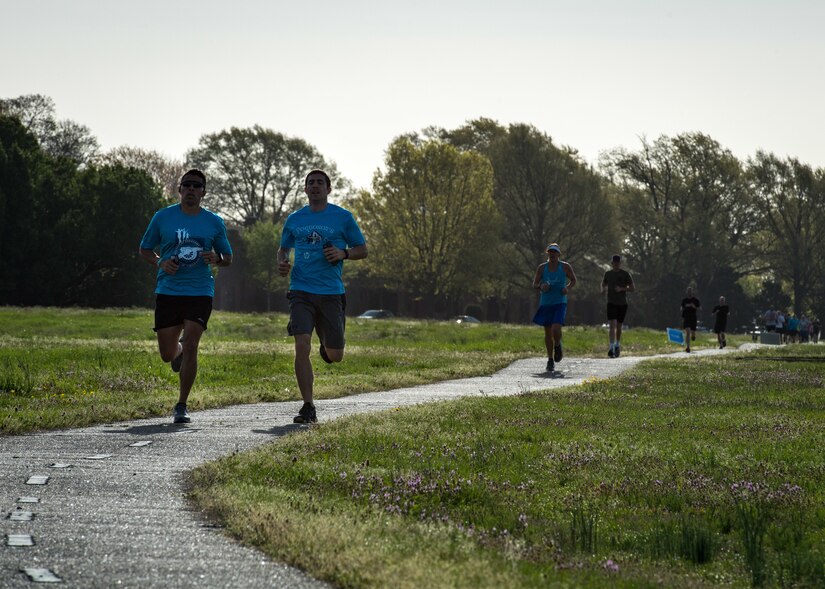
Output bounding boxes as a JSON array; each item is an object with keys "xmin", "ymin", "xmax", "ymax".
[
  {"xmin": 681, "ymin": 287, "xmax": 701, "ymax": 353},
  {"xmin": 712, "ymin": 296, "xmax": 730, "ymax": 349}
]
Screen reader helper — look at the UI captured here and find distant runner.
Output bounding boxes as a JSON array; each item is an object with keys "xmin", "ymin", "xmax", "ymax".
[
  {"xmin": 601, "ymin": 254, "xmax": 634, "ymax": 358},
  {"xmin": 680, "ymin": 287, "xmax": 701, "ymax": 353},
  {"xmin": 532, "ymin": 243, "xmax": 577, "ymax": 373},
  {"xmin": 712, "ymin": 296, "xmax": 730, "ymax": 348}
]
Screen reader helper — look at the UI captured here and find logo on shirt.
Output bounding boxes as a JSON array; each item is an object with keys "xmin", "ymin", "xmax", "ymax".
[
  {"xmin": 175, "ymin": 228, "xmax": 204, "ymax": 267},
  {"xmin": 306, "ymin": 231, "xmax": 324, "ymax": 245}
]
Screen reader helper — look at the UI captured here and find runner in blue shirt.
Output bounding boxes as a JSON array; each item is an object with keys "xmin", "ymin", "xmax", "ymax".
[
  {"xmin": 532, "ymin": 243, "xmax": 577, "ymax": 373},
  {"xmin": 277, "ymin": 170, "xmax": 367, "ymax": 424},
  {"xmin": 139, "ymin": 169, "xmax": 233, "ymax": 424}
]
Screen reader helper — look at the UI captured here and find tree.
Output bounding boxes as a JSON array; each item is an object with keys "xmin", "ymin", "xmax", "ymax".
[
  {"xmin": 0, "ymin": 114, "xmax": 164, "ymax": 306},
  {"xmin": 241, "ymin": 222, "xmax": 281, "ymax": 311},
  {"xmin": 96, "ymin": 146, "xmax": 186, "ymax": 201},
  {"xmin": 352, "ymin": 137, "xmax": 499, "ymax": 308},
  {"xmin": 187, "ymin": 126, "xmax": 344, "ymax": 226},
  {"xmin": 748, "ymin": 152, "xmax": 825, "ymax": 316},
  {"xmin": 485, "ymin": 124, "xmax": 616, "ymax": 288},
  {"xmin": 0, "ymin": 115, "xmax": 44, "ymax": 304},
  {"xmin": 436, "ymin": 120, "xmax": 617, "ymax": 323},
  {"xmin": 600, "ymin": 133, "xmax": 759, "ymax": 326},
  {"xmin": 0, "ymin": 94, "xmax": 99, "ymax": 165}
]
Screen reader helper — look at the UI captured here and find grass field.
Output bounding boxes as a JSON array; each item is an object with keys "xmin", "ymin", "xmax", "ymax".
[
  {"xmin": 191, "ymin": 346, "xmax": 825, "ymax": 588},
  {"xmin": 0, "ymin": 306, "xmax": 731, "ymax": 435},
  {"xmin": 5, "ymin": 307, "xmax": 820, "ymax": 587}
]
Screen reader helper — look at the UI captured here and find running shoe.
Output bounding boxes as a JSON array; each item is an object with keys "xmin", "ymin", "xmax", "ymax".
[
  {"xmin": 553, "ymin": 344, "xmax": 563, "ymax": 362},
  {"xmin": 293, "ymin": 402, "xmax": 317, "ymax": 424},
  {"xmin": 607, "ymin": 347, "xmax": 615, "ymax": 358},
  {"xmin": 319, "ymin": 344, "xmax": 332, "ymax": 364},
  {"xmin": 173, "ymin": 402, "xmax": 190, "ymax": 424},
  {"xmin": 546, "ymin": 359, "xmax": 555, "ymax": 372},
  {"xmin": 685, "ymin": 347, "xmax": 691, "ymax": 353},
  {"xmin": 614, "ymin": 345, "xmax": 621, "ymax": 358}
]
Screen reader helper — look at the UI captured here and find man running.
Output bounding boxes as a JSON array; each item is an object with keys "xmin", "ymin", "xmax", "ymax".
[
  {"xmin": 278, "ymin": 170, "xmax": 367, "ymax": 424},
  {"xmin": 601, "ymin": 254, "xmax": 634, "ymax": 358},
  {"xmin": 680, "ymin": 287, "xmax": 701, "ymax": 353},
  {"xmin": 139, "ymin": 169, "xmax": 233, "ymax": 424},
  {"xmin": 712, "ymin": 296, "xmax": 730, "ymax": 348},
  {"xmin": 532, "ymin": 243, "xmax": 577, "ymax": 373}
]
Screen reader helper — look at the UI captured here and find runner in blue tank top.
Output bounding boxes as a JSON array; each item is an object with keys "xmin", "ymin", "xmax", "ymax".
[{"xmin": 532, "ymin": 243, "xmax": 577, "ymax": 372}]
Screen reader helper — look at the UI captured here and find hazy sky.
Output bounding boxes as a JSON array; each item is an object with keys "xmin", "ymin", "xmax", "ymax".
[{"xmin": 3, "ymin": 0, "xmax": 823, "ymax": 189}]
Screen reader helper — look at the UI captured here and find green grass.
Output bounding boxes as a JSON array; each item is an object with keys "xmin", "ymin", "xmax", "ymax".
[
  {"xmin": 0, "ymin": 306, "xmax": 735, "ymax": 435},
  {"xmin": 190, "ymin": 346, "xmax": 825, "ymax": 588},
  {"xmin": 2, "ymin": 307, "xmax": 821, "ymax": 586}
]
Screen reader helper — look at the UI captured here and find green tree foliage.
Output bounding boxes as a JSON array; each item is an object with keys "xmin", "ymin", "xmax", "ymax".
[
  {"xmin": 0, "ymin": 114, "xmax": 164, "ymax": 307},
  {"xmin": 241, "ymin": 222, "xmax": 281, "ymax": 311},
  {"xmin": 187, "ymin": 126, "xmax": 344, "ymax": 227},
  {"xmin": 485, "ymin": 124, "xmax": 616, "ymax": 288},
  {"xmin": 352, "ymin": 137, "xmax": 499, "ymax": 301},
  {"xmin": 601, "ymin": 133, "xmax": 759, "ymax": 326},
  {"xmin": 0, "ymin": 94, "xmax": 99, "ymax": 165},
  {"xmin": 96, "ymin": 145, "xmax": 186, "ymax": 202},
  {"xmin": 748, "ymin": 152, "xmax": 825, "ymax": 316},
  {"xmin": 439, "ymin": 120, "xmax": 617, "ymax": 322}
]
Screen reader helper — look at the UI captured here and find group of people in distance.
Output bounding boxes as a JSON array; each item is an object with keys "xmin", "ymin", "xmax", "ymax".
[
  {"xmin": 139, "ymin": 169, "xmax": 366, "ymax": 425},
  {"xmin": 763, "ymin": 308, "xmax": 820, "ymax": 344},
  {"xmin": 531, "ymin": 244, "xmax": 737, "ymax": 372}
]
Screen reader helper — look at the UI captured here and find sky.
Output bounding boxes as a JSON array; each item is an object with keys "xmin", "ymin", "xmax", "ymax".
[{"xmin": 2, "ymin": 0, "xmax": 823, "ymax": 189}]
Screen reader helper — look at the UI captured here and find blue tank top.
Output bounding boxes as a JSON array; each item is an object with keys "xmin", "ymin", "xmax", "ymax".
[{"xmin": 540, "ymin": 262, "xmax": 568, "ymax": 306}]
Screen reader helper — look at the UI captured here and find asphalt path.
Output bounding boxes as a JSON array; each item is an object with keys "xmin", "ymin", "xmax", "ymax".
[{"xmin": 1, "ymin": 345, "xmax": 754, "ymax": 588}]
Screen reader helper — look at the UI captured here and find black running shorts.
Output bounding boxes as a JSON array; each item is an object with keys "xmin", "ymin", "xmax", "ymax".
[
  {"xmin": 606, "ymin": 303, "xmax": 628, "ymax": 323},
  {"xmin": 154, "ymin": 294, "xmax": 213, "ymax": 332}
]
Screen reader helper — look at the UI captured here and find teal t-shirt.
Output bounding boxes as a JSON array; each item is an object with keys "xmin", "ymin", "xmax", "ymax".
[
  {"xmin": 140, "ymin": 204, "xmax": 232, "ymax": 297},
  {"xmin": 280, "ymin": 204, "xmax": 365, "ymax": 295}
]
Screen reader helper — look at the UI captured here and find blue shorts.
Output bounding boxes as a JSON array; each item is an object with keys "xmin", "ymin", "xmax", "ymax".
[{"xmin": 533, "ymin": 303, "xmax": 567, "ymax": 327}]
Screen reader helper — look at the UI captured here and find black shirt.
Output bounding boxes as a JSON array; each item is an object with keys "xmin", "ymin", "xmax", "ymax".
[{"xmin": 681, "ymin": 297, "xmax": 701, "ymax": 319}]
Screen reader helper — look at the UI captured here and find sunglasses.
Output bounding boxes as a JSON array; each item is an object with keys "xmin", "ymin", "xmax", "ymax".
[{"xmin": 180, "ymin": 181, "xmax": 204, "ymax": 189}]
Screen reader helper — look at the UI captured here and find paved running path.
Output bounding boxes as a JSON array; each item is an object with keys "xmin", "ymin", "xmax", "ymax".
[{"xmin": 0, "ymin": 346, "xmax": 752, "ymax": 587}]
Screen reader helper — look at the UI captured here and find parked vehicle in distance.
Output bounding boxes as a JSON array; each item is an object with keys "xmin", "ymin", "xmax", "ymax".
[
  {"xmin": 743, "ymin": 324, "xmax": 762, "ymax": 341},
  {"xmin": 357, "ymin": 309, "xmax": 395, "ymax": 319},
  {"xmin": 453, "ymin": 315, "xmax": 481, "ymax": 324}
]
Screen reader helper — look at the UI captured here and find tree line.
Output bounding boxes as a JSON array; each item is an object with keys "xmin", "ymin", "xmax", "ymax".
[{"xmin": 1, "ymin": 94, "xmax": 823, "ymax": 327}]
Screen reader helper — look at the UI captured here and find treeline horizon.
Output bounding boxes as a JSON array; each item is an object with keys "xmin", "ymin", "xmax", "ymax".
[{"xmin": 1, "ymin": 94, "xmax": 823, "ymax": 327}]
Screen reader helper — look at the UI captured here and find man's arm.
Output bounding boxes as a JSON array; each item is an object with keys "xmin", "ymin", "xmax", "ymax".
[
  {"xmin": 625, "ymin": 274, "xmax": 635, "ymax": 292},
  {"xmin": 277, "ymin": 247, "xmax": 291, "ymax": 277},
  {"xmin": 563, "ymin": 262, "xmax": 577, "ymax": 293},
  {"xmin": 348, "ymin": 243, "xmax": 368, "ymax": 260},
  {"xmin": 139, "ymin": 247, "xmax": 159, "ymax": 265}
]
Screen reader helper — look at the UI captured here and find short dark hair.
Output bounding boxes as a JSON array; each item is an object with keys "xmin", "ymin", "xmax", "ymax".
[
  {"xmin": 305, "ymin": 169, "xmax": 331, "ymax": 189},
  {"xmin": 181, "ymin": 168, "xmax": 206, "ymax": 185}
]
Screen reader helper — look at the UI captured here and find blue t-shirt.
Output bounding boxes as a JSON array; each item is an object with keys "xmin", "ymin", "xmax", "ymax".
[
  {"xmin": 280, "ymin": 203, "xmax": 365, "ymax": 295},
  {"xmin": 140, "ymin": 204, "xmax": 232, "ymax": 297},
  {"xmin": 539, "ymin": 262, "xmax": 568, "ymax": 306}
]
